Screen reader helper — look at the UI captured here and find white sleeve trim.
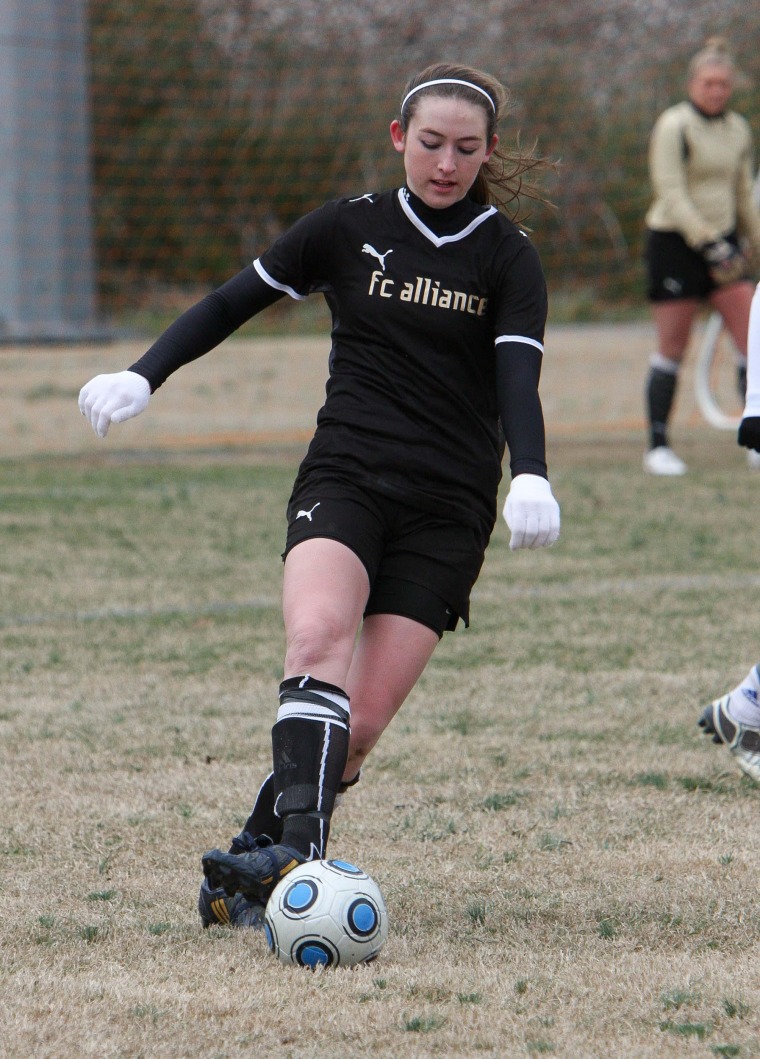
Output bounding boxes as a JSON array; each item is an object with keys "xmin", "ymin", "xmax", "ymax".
[
  {"xmin": 495, "ymin": 334, "xmax": 544, "ymax": 353},
  {"xmin": 253, "ymin": 258, "xmax": 308, "ymax": 301}
]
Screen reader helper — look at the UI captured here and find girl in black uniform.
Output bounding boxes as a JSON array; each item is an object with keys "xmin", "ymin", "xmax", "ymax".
[{"xmin": 80, "ymin": 62, "xmax": 560, "ymax": 929}]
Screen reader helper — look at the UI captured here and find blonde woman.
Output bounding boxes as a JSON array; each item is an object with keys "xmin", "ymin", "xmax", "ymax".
[{"xmin": 643, "ymin": 38, "xmax": 760, "ymax": 475}]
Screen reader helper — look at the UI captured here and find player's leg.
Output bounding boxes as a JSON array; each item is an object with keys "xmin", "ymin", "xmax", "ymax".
[
  {"xmin": 343, "ymin": 612, "xmax": 440, "ymax": 783},
  {"xmin": 232, "ymin": 610, "xmax": 439, "ymax": 851},
  {"xmin": 708, "ymin": 279, "xmax": 755, "ymax": 395},
  {"xmin": 644, "ymin": 299, "xmax": 700, "ymax": 475},
  {"xmin": 203, "ymin": 538, "xmax": 369, "ymax": 902},
  {"xmin": 340, "ymin": 513, "xmax": 481, "ymax": 786}
]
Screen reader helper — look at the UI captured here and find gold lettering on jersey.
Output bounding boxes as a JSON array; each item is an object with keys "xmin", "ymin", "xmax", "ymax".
[
  {"xmin": 379, "ymin": 275, "xmax": 487, "ymax": 315},
  {"xmin": 368, "ymin": 270, "xmax": 395, "ymax": 298}
]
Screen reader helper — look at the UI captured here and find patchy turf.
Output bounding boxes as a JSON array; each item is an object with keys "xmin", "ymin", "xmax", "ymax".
[{"xmin": 1, "ymin": 324, "xmax": 758, "ymax": 1057}]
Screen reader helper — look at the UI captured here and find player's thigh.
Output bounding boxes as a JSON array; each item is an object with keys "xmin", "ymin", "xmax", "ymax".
[
  {"xmin": 282, "ymin": 538, "xmax": 370, "ymax": 679},
  {"xmin": 709, "ymin": 281, "xmax": 754, "ymax": 355}
]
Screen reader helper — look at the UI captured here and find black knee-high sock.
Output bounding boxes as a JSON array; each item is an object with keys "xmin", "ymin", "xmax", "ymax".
[
  {"xmin": 646, "ymin": 363, "xmax": 678, "ymax": 449},
  {"xmin": 272, "ymin": 675, "xmax": 350, "ymax": 860},
  {"xmin": 239, "ymin": 772, "xmax": 282, "ymax": 846},
  {"xmin": 238, "ymin": 767, "xmax": 360, "ymax": 850}
]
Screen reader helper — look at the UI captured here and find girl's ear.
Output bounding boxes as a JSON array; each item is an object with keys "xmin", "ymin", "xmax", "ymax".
[
  {"xmin": 389, "ymin": 119, "xmax": 406, "ymax": 154},
  {"xmin": 484, "ymin": 133, "xmax": 499, "ymax": 162}
]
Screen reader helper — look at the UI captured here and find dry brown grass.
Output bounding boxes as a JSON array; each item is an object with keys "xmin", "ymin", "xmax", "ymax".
[{"xmin": 1, "ymin": 322, "xmax": 759, "ymax": 1057}]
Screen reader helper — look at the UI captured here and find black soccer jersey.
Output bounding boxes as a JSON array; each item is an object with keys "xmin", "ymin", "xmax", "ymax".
[
  {"xmin": 256, "ymin": 188, "xmax": 546, "ymax": 530},
  {"xmin": 129, "ymin": 187, "xmax": 548, "ymax": 533}
]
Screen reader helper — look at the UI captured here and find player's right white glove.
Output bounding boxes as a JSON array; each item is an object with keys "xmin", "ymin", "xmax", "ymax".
[
  {"xmin": 78, "ymin": 370, "xmax": 151, "ymax": 438},
  {"xmin": 503, "ymin": 473, "xmax": 560, "ymax": 551}
]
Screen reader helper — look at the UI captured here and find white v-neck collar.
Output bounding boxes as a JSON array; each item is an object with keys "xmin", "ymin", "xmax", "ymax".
[{"xmin": 397, "ymin": 188, "xmax": 497, "ymax": 248}]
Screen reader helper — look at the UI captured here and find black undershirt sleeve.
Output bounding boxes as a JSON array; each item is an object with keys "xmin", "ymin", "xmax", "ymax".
[
  {"xmin": 495, "ymin": 341, "xmax": 548, "ymax": 480},
  {"xmin": 127, "ymin": 265, "xmax": 285, "ymax": 391}
]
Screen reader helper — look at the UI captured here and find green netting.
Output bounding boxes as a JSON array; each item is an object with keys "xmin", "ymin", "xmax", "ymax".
[{"xmin": 7, "ymin": 1, "xmax": 760, "ymax": 330}]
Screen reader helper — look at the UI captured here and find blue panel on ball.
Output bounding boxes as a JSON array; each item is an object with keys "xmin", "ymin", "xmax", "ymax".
[
  {"xmin": 284, "ymin": 880, "xmax": 318, "ymax": 912},
  {"xmin": 348, "ymin": 899, "xmax": 378, "ymax": 935},
  {"xmin": 329, "ymin": 859, "xmax": 362, "ymax": 874},
  {"xmin": 298, "ymin": 943, "xmax": 332, "ymax": 968},
  {"xmin": 264, "ymin": 922, "xmax": 275, "ymax": 951}
]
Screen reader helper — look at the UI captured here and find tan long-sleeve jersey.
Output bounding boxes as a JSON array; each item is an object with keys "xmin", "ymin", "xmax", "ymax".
[{"xmin": 645, "ymin": 100, "xmax": 760, "ymax": 258}]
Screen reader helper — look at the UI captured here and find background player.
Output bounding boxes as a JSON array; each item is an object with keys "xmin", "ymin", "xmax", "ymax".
[
  {"xmin": 79, "ymin": 62, "xmax": 560, "ymax": 929},
  {"xmin": 642, "ymin": 37, "xmax": 760, "ymax": 476}
]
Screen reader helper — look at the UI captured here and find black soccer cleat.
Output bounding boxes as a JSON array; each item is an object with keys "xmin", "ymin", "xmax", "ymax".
[
  {"xmin": 202, "ymin": 835, "xmax": 306, "ymax": 903},
  {"xmin": 198, "ymin": 876, "xmax": 266, "ymax": 929}
]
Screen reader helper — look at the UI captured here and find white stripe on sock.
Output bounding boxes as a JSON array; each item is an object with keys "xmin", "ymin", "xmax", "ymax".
[{"xmin": 276, "ymin": 701, "xmax": 349, "ymax": 729}]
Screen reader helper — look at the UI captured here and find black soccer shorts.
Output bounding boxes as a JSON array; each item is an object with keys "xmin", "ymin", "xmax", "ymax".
[
  {"xmin": 282, "ymin": 476, "xmax": 491, "ymax": 635},
  {"xmin": 644, "ymin": 228, "xmax": 743, "ymax": 302}
]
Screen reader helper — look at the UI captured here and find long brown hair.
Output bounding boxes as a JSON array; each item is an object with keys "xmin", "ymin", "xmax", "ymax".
[{"xmin": 398, "ymin": 62, "xmax": 553, "ymax": 221}]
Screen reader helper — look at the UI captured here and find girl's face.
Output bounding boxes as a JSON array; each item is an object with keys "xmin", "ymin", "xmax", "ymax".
[
  {"xmin": 390, "ymin": 95, "xmax": 498, "ymax": 209},
  {"xmin": 688, "ymin": 62, "xmax": 734, "ymax": 116}
]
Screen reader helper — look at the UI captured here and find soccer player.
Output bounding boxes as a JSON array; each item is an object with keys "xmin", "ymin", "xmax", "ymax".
[
  {"xmin": 699, "ymin": 280, "xmax": 760, "ymax": 781},
  {"xmin": 642, "ymin": 37, "xmax": 760, "ymax": 476},
  {"xmin": 79, "ymin": 63, "xmax": 560, "ymax": 929}
]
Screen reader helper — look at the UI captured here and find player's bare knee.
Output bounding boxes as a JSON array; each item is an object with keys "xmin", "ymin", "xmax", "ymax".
[{"xmin": 285, "ymin": 616, "xmax": 354, "ymax": 673}]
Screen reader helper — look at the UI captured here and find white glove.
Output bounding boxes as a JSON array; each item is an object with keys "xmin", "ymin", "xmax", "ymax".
[
  {"xmin": 503, "ymin": 473, "xmax": 560, "ymax": 551},
  {"xmin": 78, "ymin": 370, "xmax": 151, "ymax": 438}
]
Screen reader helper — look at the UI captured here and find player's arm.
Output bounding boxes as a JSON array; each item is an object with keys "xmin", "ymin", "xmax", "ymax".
[
  {"xmin": 79, "ymin": 266, "xmax": 284, "ymax": 437},
  {"xmin": 490, "ymin": 239, "xmax": 559, "ymax": 550},
  {"xmin": 495, "ymin": 340, "xmax": 546, "ymax": 479},
  {"xmin": 496, "ymin": 340, "xmax": 559, "ymax": 551},
  {"xmin": 129, "ymin": 266, "xmax": 284, "ymax": 390},
  {"xmin": 80, "ymin": 203, "xmax": 339, "ymax": 437}
]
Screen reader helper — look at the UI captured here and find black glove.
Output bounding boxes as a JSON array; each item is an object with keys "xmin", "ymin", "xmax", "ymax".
[
  {"xmin": 738, "ymin": 416, "xmax": 760, "ymax": 452},
  {"xmin": 701, "ymin": 239, "xmax": 747, "ymax": 286}
]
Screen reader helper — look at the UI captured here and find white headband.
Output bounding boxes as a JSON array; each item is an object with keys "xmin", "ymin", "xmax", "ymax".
[{"xmin": 401, "ymin": 78, "xmax": 496, "ymax": 114}]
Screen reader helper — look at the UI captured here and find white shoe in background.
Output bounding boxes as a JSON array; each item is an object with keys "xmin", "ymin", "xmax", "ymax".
[{"xmin": 643, "ymin": 446, "xmax": 687, "ymax": 476}]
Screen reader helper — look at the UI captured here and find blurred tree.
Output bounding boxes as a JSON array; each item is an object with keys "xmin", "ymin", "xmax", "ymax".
[{"xmin": 88, "ymin": 0, "xmax": 760, "ymax": 316}]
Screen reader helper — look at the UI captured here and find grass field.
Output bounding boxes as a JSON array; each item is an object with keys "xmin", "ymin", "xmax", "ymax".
[{"xmin": 1, "ymin": 325, "xmax": 759, "ymax": 1057}]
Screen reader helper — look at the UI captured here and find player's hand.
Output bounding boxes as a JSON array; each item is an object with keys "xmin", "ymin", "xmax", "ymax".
[
  {"xmin": 78, "ymin": 370, "xmax": 151, "ymax": 438},
  {"xmin": 701, "ymin": 239, "xmax": 747, "ymax": 286},
  {"xmin": 503, "ymin": 473, "xmax": 560, "ymax": 551},
  {"xmin": 738, "ymin": 416, "xmax": 760, "ymax": 453}
]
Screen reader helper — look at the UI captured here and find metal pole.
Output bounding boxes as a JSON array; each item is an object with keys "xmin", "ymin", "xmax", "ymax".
[{"xmin": 0, "ymin": 0, "xmax": 107, "ymax": 341}]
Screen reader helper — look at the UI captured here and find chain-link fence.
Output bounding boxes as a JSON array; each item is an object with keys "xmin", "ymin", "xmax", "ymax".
[{"xmin": 2, "ymin": 0, "xmax": 759, "ymax": 338}]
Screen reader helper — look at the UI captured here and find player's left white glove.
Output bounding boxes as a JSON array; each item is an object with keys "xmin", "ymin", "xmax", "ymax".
[
  {"xmin": 503, "ymin": 473, "xmax": 560, "ymax": 551},
  {"xmin": 78, "ymin": 370, "xmax": 151, "ymax": 438}
]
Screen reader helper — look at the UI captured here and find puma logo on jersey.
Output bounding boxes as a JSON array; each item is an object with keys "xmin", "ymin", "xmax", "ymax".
[
  {"xmin": 350, "ymin": 194, "xmax": 375, "ymax": 203},
  {"xmin": 362, "ymin": 244, "xmax": 393, "ymax": 271},
  {"xmin": 296, "ymin": 502, "xmax": 320, "ymax": 521}
]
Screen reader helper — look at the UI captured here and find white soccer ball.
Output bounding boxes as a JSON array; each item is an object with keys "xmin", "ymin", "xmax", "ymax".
[{"xmin": 264, "ymin": 858, "xmax": 388, "ymax": 968}]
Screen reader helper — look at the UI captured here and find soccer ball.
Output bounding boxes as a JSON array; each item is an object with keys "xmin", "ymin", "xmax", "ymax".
[{"xmin": 264, "ymin": 858, "xmax": 388, "ymax": 968}]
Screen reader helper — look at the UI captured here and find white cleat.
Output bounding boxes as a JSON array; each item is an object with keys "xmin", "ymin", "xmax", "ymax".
[
  {"xmin": 698, "ymin": 695, "xmax": 760, "ymax": 784},
  {"xmin": 746, "ymin": 449, "xmax": 760, "ymax": 470},
  {"xmin": 643, "ymin": 446, "xmax": 687, "ymax": 476}
]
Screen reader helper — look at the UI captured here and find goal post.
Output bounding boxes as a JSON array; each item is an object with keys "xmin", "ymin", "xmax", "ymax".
[{"xmin": 0, "ymin": 0, "xmax": 107, "ymax": 341}]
